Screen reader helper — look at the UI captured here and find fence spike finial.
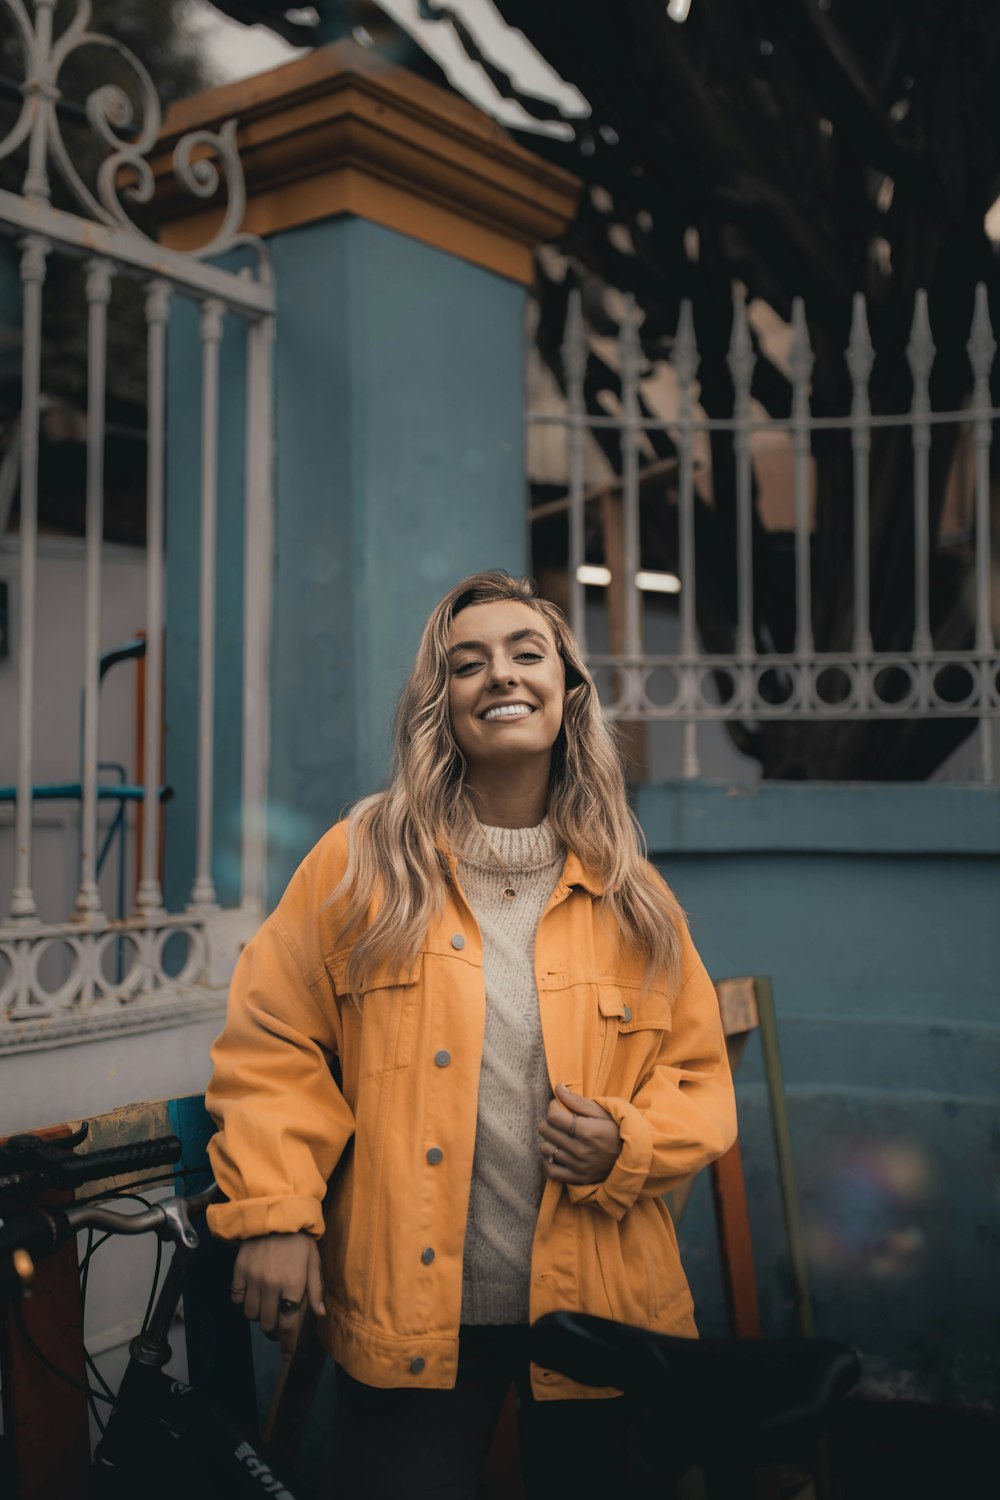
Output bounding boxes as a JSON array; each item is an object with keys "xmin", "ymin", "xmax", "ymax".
[
  {"xmin": 906, "ymin": 288, "xmax": 935, "ymax": 385},
  {"xmin": 671, "ymin": 297, "xmax": 698, "ymax": 394},
  {"xmin": 789, "ymin": 296, "xmax": 814, "ymax": 390},
  {"xmin": 727, "ymin": 286, "xmax": 755, "ymax": 392},
  {"xmin": 847, "ymin": 291, "xmax": 874, "ymax": 390},
  {"xmin": 967, "ymin": 281, "xmax": 996, "ymax": 382}
]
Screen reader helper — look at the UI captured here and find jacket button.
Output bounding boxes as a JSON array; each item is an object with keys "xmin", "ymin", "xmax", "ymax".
[
  {"xmin": 450, "ymin": 933, "xmax": 466, "ymax": 950},
  {"xmin": 426, "ymin": 1147, "xmax": 443, "ymax": 1165},
  {"xmin": 410, "ymin": 1356, "xmax": 425, "ymax": 1374},
  {"xmin": 434, "ymin": 1049, "xmax": 451, "ymax": 1067},
  {"xmin": 623, "ymin": 1005, "xmax": 632, "ymax": 1022},
  {"xmin": 421, "ymin": 1247, "xmax": 435, "ymax": 1265}
]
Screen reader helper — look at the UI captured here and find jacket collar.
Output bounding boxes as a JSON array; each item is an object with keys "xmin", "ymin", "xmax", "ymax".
[{"xmin": 560, "ymin": 848, "xmax": 605, "ymax": 896}]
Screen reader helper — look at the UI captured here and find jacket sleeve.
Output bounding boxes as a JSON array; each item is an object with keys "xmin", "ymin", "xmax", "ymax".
[
  {"xmin": 567, "ymin": 933, "xmax": 737, "ymax": 1222},
  {"xmin": 205, "ymin": 836, "xmax": 356, "ymax": 1241}
]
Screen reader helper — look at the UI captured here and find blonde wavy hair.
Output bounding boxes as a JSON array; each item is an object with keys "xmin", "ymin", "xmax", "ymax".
[{"xmin": 331, "ymin": 571, "xmax": 686, "ymax": 997}]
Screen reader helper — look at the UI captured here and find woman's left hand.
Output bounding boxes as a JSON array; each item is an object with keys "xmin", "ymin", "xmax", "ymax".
[{"xmin": 538, "ymin": 1082, "xmax": 623, "ymax": 1185}]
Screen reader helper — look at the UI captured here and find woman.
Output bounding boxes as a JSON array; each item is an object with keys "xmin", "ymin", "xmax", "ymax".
[{"xmin": 206, "ymin": 571, "xmax": 737, "ymax": 1496}]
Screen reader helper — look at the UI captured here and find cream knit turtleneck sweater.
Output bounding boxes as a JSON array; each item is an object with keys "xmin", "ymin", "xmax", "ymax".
[{"xmin": 458, "ymin": 818, "xmax": 565, "ymax": 1325}]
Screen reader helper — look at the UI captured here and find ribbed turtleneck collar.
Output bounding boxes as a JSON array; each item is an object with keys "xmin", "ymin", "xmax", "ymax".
[{"xmin": 459, "ymin": 817, "xmax": 563, "ymax": 874}]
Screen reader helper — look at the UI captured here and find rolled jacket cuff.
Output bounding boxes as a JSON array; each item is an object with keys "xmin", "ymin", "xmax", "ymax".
[
  {"xmin": 564, "ymin": 1097, "xmax": 653, "ymax": 1220},
  {"xmin": 206, "ymin": 1194, "xmax": 325, "ymax": 1241}
]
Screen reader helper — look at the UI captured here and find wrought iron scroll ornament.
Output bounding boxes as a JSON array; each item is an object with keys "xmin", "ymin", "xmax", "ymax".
[{"xmin": 0, "ymin": 0, "xmax": 262, "ymax": 267}]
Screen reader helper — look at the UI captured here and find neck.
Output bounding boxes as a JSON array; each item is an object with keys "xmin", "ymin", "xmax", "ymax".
[{"xmin": 465, "ymin": 761, "xmax": 551, "ymax": 829}]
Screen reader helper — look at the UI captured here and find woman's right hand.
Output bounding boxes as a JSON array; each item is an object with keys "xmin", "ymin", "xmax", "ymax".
[{"xmin": 230, "ymin": 1232, "xmax": 327, "ymax": 1356}]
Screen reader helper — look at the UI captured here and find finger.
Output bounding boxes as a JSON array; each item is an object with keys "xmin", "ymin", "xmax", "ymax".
[
  {"xmin": 231, "ymin": 1250, "xmax": 250, "ymax": 1300},
  {"xmin": 545, "ymin": 1099, "xmax": 578, "ymax": 1134},
  {"xmin": 554, "ymin": 1082, "xmax": 611, "ymax": 1119},
  {"xmin": 276, "ymin": 1297, "xmax": 304, "ymax": 1357},
  {"xmin": 243, "ymin": 1281, "xmax": 262, "ymax": 1324},
  {"xmin": 537, "ymin": 1122, "xmax": 589, "ymax": 1165},
  {"xmin": 537, "ymin": 1127, "xmax": 589, "ymax": 1169},
  {"xmin": 307, "ymin": 1248, "xmax": 327, "ymax": 1319},
  {"xmin": 545, "ymin": 1102, "xmax": 593, "ymax": 1144},
  {"xmin": 542, "ymin": 1157, "xmax": 593, "ymax": 1184},
  {"xmin": 259, "ymin": 1287, "xmax": 280, "ymax": 1340}
]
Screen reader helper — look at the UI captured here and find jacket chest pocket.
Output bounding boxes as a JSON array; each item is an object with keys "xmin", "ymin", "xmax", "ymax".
[
  {"xmin": 595, "ymin": 981, "xmax": 673, "ymax": 1093},
  {"xmin": 328, "ymin": 952, "xmax": 423, "ymax": 1080}
]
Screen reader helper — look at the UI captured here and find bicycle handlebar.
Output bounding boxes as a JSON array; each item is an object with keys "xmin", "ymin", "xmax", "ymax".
[
  {"xmin": 0, "ymin": 1182, "xmax": 221, "ymax": 1301},
  {"xmin": 0, "ymin": 1131, "xmax": 182, "ymax": 1195}
]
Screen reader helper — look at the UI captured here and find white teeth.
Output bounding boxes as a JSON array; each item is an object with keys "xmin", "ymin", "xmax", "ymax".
[{"xmin": 483, "ymin": 704, "xmax": 533, "ymax": 720}]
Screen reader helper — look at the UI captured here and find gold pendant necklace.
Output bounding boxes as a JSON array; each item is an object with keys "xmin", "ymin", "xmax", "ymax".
[{"xmin": 476, "ymin": 820, "xmax": 546, "ymax": 900}]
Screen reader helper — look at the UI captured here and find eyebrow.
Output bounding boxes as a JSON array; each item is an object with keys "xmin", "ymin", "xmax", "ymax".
[{"xmin": 447, "ymin": 628, "xmax": 550, "ymax": 656}]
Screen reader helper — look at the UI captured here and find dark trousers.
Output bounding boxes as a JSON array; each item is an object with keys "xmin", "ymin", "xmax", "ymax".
[{"xmin": 333, "ymin": 1324, "xmax": 628, "ymax": 1499}]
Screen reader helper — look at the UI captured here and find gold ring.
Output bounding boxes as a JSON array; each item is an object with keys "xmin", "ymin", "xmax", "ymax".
[
  {"xmin": 230, "ymin": 1284, "xmax": 247, "ymax": 1297},
  {"xmin": 278, "ymin": 1297, "xmax": 301, "ymax": 1317}
]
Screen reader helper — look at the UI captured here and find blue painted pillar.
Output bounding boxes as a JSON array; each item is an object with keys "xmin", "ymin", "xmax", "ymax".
[
  {"xmin": 161, "ymin": 42, "xmax": 580, "ymax": 908},
  {"xmin": 265, "ymin": 219, "xmax": 526, "ymax": 897}
]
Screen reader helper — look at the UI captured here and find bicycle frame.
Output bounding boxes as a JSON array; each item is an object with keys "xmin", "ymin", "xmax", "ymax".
[
  {"xmin": 93, "ymin": 1365, "xmax": 298, "ymax": 1500},
  {"xmin": 88, "ymin": 1193, "xmax": 301, "ymax": 1500}
]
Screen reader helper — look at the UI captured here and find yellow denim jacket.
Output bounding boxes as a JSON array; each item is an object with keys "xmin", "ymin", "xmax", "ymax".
[{"xmin": 205, "ymin": 820, "xmax": 737, "ymax": 1400}]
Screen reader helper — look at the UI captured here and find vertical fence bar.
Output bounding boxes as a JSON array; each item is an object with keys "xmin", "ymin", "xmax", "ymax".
[
  {"xmin": 74, "ymin": 258, "xmax": 113, "ymax": 921},
  {"xmin": 620, "ymin": 295, "xmax": 643, "ymax": 700},
  {"xmin": 562, "ymin": 289, "xmax": 587, "ymax": 653},
  {"xmin": 241, "ymin": 313, "xmax": 274, "ymax": 916},
  {"xmin": 728, "ymin": 289, "xmax": 756, "ymax": 659},
  {"xmin": 189, "ymin": 298, "xmax": 225, "ymax": 912},
  {"xmin": 21, "ymin": 0, "xmax": 56, "ymax": 203},
  {"xmin": 847, "ymin": 293, "xmax": 875, "ymax": 657},
  {"xmin": 136, "ymin": 280, "xmax": 171, "ymax": 914},
  {"xmin": 671, "ymin": 299, "xmax": 700, "ymax": 779},
  {"xmin": 790, "ymin": 299, "xmax": 815, "ymax": 660},
  {"xmin": 967, "ymin": 282, "xmax": 996, "ymax": 783},
  {"xmin": 907, "ymin": 290, "xmax": 935, "ymax": 661},
  {"xmin": 10, "ymin": 234, "xmax": 48, "ymax": 922}
]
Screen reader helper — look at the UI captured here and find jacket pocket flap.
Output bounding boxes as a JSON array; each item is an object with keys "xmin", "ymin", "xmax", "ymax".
[
  {"xmin": 598, "ymin": 984, "xmax": 673, "ymax": 1032},
  {"xmin": 328, "ymin": 950, "xmax": 423, "ymax": 995}
]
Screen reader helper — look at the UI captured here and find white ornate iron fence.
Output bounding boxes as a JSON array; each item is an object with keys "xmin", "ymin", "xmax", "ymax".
[
  {"xmin": 0, "ymin": 1, "xmax": 275, "ymax": 1049},
  {"xmin": 530, "ymin": 285, "xmax": 1000, "ymax": 782}
]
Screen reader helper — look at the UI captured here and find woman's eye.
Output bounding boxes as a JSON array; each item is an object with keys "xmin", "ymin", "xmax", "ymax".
[{"xmin": 452, "ymin": 652, "xmax": 542, "ymax": 676}]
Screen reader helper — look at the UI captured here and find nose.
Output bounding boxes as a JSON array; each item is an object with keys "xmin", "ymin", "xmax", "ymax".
[{"xmin": 487, "ymin": 655, "xmax": 518, "ymax": 690}]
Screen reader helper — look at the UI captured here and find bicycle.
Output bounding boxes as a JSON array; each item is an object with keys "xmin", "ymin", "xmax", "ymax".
[
  {"xmin": 1, "ymin": 1125, "xmax": 860, "ymax": 1500},
  {"xmin": 530, "ymin": 1310, "xmax": 861, "ymax": 1497},
  {"xmin": 0, "ymin": 1126, "xmax": 301, "ymax": 1500}
]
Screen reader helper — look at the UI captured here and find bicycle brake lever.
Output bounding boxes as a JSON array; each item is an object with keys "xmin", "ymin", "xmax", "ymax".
[{"xmin": 159, "ymin": 1196, "xmax": 201, "ymax": 1250}]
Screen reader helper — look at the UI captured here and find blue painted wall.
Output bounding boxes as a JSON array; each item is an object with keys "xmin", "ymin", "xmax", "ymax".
[
  {"xmin": 636, "ymin": 782, "xmax": 1000, "ymax": 1409},
  {"xmin": 165, "ymin": 218, "xmax": 526, "ymax": 910},
  {"xmin": 266, "ymin": 219, "xmax": 525, "ymax": 903}
]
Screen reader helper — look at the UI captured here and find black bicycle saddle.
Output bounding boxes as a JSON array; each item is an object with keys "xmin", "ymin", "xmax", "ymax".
[{"xmin": 531, "ymin": 1312, "xmax": 860, "ymax": 1460}]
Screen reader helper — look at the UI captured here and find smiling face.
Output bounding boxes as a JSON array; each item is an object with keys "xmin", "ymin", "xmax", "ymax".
[{"xmin": 446, "ymin": 600, "xmax": 566, "ymax": 778}]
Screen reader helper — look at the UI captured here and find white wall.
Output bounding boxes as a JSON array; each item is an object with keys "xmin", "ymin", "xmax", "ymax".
[{"xmin": 0, "ymin": 536, "xmax": 149, "ymax": 922}]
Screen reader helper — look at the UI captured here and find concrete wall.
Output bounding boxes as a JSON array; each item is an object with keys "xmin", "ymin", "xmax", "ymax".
[
  {"xmin": 0, "ymin": 537, "xmax": 147, "ymax": 924},
  {"xmin": 636, "ymin": 781, "xmax": 1000, "ymax": 1409}
]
